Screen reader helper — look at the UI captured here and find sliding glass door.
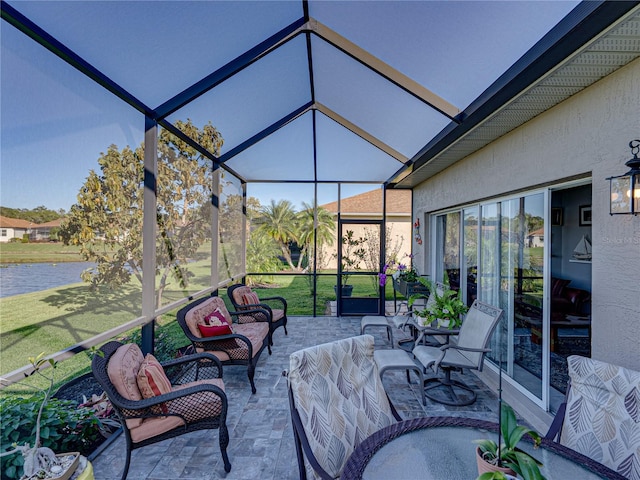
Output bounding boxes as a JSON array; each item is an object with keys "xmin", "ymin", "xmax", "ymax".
[{"xmin": 432, "ymin": 192, "xmax": 547, "ymax": 403}]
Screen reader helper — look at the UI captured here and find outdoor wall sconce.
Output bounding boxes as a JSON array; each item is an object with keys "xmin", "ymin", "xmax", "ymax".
[{"xmin": 608, "ymin": 139, "xmax": 640, "ymax": 215}]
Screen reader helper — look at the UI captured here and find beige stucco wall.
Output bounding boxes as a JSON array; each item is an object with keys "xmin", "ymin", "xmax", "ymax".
[{"xmin": 411, "ymin": 58, "xmax": 640, "ymax": 371}]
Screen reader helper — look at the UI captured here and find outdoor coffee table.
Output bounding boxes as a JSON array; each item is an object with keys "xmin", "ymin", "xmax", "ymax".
[{"xmin": 340, "ymin": 416, "xmax": 625, "ymax": 480}]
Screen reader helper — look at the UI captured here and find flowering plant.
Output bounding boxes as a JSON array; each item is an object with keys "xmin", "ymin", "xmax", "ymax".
[
  {"xmin": 389, "ymin": 254, "xmax": 419, "ymax": 283},
  {"xmin": 378, "ymin": 264, "xmax": 389, "ymax": 287}
]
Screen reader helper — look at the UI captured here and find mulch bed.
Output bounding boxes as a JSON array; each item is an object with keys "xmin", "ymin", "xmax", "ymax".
[{"xmin": 53, "ymin": 373, "xmax": 121, "ymax": 459}]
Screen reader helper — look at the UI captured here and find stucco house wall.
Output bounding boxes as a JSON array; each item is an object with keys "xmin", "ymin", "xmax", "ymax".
[{"xmin": 411, "ymin": 57, "xmax": 640, "ymax": 371}]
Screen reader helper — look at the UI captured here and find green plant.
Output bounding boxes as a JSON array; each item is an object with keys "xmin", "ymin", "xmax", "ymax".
[
  {"xmin": 338, "ymin": 230, "xmax": 367, "ymax": 287},
  {"xmin": 477, "ymin": 473, "xmax": 516, "ymax": 480},
  {"xmin": 0, "ymin": 354, "xmax": 103, "ymax": 480},
  {"xmin": 474, "ymin": 403, "xmax": 545, "ymax": 480},
  {"xmin": 410, "ymin": 278, "xmax": 469, "ymax": 329}
]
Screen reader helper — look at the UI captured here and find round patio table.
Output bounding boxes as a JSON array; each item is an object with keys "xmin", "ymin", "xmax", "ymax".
[{"xmin": 340, "ymin": 416, "xmax": 626, "ymax": 480}]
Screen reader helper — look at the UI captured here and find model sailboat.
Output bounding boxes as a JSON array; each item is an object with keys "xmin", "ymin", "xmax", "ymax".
[{"xmin": 573, "ymin": 235, "xmax": 592, "ymax": 261}]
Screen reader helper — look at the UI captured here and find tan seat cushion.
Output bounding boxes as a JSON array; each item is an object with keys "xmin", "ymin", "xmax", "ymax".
[
  {"xmin": 199, "ymin": 322, "xmax": 269, "ymax": 361},
  {"xmin": 107, "ymin": 343, "xmax": 144, "ymax": 428},
  {"xmin": 129, "ymin": 378, "xmax": 225, "ymax": 444},
  {"xmin": 271, "ymin": 308, "xmax": 285, "ymax": 322}
]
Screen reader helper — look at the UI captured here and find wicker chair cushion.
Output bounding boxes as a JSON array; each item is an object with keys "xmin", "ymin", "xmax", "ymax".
[
  {"xmin": 137, "ymin": 354, "xmax": 172, "ymax": 413},
  {"xmin": 128, "ymin": 378, "xmax": 226, "ymax": 443},
  {"xmin": 195, "ymin": 322, "xmax": 269, "ymax": 361},
  {"xmin": 271, "ymin": 309, "xmax": 285, "ymax": 322},
  {"xmin": 242, "ymin": 291, "xmax": 261, "ymax": 306},
  {"xmin": 231, "ymin": 285, "xmax": 253, "ymax": 306},
  {"xmin": 107, "ymin": 343, "xmax": 144, "ymax": 428},
  {"xmin": 560, "ymin": 355, "xmax": 640, "ymax": 480},
  {"xmin": 289, "ymin": 335, "xmax": 396, "ymax": 479},
  {"xmin": 185, "ymin": 297, "xmax": 233, "ymax": 338},
  {"xmin": 233, "ymin": 286, "xmax": 283, "ymax": 323}
]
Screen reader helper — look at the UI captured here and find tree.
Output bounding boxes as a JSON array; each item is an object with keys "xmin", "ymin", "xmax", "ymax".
[
  {"xmin": 0, "ymin": 206, "xmax": 63, "ymax": 224},
  {"xmin": 253, "ymin": 199, "xmax": 298, "ymax": 270},
  {"xmin": 59, "ymin": 119, "xmax": 223, "ymax": 308},
  {"xmin": 294, "ymin": 202, "xmax": 335, "ymax": 271}
]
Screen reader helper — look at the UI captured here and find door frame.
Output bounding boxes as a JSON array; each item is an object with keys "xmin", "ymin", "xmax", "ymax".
[{"xmin": 336, "ymin": 219, "xmax": 384, "ymax": 316}]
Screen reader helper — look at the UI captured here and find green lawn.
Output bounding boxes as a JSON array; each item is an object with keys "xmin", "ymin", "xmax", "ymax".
[
  {"xmin": 0, "ymin": 254, "xmax": 398, "ymax": 395},
  {"xmin": 0, "ymin": 242, "xmax": 84, "ymax": 263}
]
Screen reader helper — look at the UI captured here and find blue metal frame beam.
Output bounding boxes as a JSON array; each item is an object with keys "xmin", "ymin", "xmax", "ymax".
[
  {"xmin": 307, "ymin": 19, "xmax": 461, "ymax": 122},
  {"xmin": 217, "ymin": 101, "xmax": 314, "ymax": 164},
  {"xmin": 158, "ymin": 119, "xmax": 245, "ymax": 181},
  {"xmin": 315, "ymin": 103, "xmax": 407, "ymax": 163},
  {"xmin": 155, "ymin": 17, "xmax": 308, "ymax": 120}
]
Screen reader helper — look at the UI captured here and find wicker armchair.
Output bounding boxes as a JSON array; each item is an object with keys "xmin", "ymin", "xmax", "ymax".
[
  {"xmin": 176, "ymin": 295, "xmax": 271, "ymax": 393},
  {"xmin": 91, "ymin": 341, "xmax": 231, "ymax": 480},
  {"xmin": 227, "ymin": 283, "xmax": 288, "ymax": 345}
]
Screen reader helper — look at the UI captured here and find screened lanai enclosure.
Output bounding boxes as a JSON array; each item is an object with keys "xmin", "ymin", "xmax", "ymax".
[{"xmin": 2, "ymin": 0, "xmax": 638, "ymax": 388}]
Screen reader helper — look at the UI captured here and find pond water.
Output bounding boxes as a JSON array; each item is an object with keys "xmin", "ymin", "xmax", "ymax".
[{"xmin": 0, "ymin": 262, "xmax": 94, "ymax": 298}]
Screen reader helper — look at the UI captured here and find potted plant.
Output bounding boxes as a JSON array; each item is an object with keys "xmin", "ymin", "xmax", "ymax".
[
  {"xmin": 334, "ymin": 230, "xmax": 367, "ymax": 297},
  {"xmin": 474, "ymin": 402, "xmax": 545, "ymax": 480},
  {"xmin": 0, "ymin": 353, "xmax": 95, "ymax": 480},
  {"xmin": 409, "ymin": 277, "xmax": 469, "ymax": 329}
]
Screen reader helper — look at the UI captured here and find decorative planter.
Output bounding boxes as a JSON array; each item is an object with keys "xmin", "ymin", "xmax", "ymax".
[
  {"xmin": 334, "ymin": 285, "xmax": 354, "ymax": 297},
  {"xmin": 475, "ymin": 447, "xmax": 517, "ymax": 477},
  {"xmin": 23, "ymin": 452, "xmax": 80, "ymax": 480},
  {"xmin": 74, "ymin": 457, "xmax": 94, "ymax": 480},
  {"xmin": 437, "ymin": 318, "xmax": 452, "ymax": 328},
  {"xmin": 396, "ymin": 279, "xmax": 427, "ymax": 297}
]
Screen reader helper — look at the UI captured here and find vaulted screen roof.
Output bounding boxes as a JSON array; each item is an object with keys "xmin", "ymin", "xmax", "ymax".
[{"xmin": 2, "ymin": 0, "xmax": 639, "ymax": 192}]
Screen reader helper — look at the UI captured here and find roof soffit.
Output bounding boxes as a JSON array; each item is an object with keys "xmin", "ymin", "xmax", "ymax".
[{"xmin": 392, "ymin": 3, "xmax": 640, "ymax": 189}]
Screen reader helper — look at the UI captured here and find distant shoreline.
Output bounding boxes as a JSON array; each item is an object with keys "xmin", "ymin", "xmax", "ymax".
[{"xmin": 0, "ymin": 242, "xmax": 84, "ymax": 264}]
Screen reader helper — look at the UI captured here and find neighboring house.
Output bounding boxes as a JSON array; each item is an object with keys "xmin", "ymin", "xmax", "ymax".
[
  {"xmin": 0, "ymin": 215, "xmax": 32, "ymax": 242},
  {"xmin": 31, "ymin": 218, "xmax": 63, "ymax": 241},
  {"xmin": 320, "ymin": 189, "xmax": 412, "ymax": 269},
  {"xmin": 0, "ymin": 216, "xmax": 63, "ymax": 242},
  {"xmin": 527, "ymin": 228, "xmax": 544, "ymax": 248}
]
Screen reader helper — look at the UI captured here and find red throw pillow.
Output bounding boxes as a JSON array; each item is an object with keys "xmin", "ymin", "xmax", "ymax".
[
  {"xmin": 137, "ymin": 354, "xmax": 172, "ymax": 413},
  {"xmin": 242, "ymin": 291, "xmax": 260, "ymax": 306},
  {"xmin": 198, "ymin": 323, "xmax": 233, "ymax": 337}
]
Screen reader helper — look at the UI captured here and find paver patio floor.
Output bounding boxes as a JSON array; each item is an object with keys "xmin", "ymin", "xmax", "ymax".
[{"xmin": 92, "ymin": 315, "xmax": 501, "ymax": 480}]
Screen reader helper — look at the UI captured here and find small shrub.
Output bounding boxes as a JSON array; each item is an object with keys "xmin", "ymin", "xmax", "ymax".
[{"xmin": 0, "ymin": 396, "xmax": 103, "ymax": 480}]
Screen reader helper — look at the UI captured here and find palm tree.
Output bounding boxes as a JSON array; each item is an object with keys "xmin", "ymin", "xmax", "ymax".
[
  {"xmin": 295, "ymin": 202, "xmax": 335, "ymax": 271},
  {"xmin": 254, "ymin": 199, "xmax": 298, "ymax": 270}
]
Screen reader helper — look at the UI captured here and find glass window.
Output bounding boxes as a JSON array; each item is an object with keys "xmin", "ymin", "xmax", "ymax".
[
  {"xmin": 156, "ymin": 123, "xmax": 218, "ymax": 306},
  {"xmin": 219, "ymin": 172, "xmax": 244, "ymax": 284},
  {"xmin": 435, "ymin": 212, "xmax": 461, "ymax": 289},
  {"xmin": 0, "ymin": 23, "xmax": 143, "ymax": 377},
  {"xmin": 463, "ymin": 207, "xmax": 479, "ymax": 306}
]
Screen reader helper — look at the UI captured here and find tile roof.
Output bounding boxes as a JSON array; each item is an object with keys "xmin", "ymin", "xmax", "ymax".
[
  {"xmin": 321, "ymin": 189, "xmax": 411, "ymax": 215},
  {"xmin": 0, "ymin": 215, "xmax": 33, "ymax": 228}
]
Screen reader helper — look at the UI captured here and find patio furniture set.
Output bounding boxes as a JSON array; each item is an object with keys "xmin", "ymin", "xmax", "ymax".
[
  {"xmin": 91, "ymin": 285, "xmax": 639, "ymax": 480},
  {"xmin": 91, "ymin": 284, "xmax": 288, "ymax": 480}
]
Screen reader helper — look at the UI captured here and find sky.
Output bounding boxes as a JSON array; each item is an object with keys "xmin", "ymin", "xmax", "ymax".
[{"xmin": 1, "ymin": 0, "xmax": 579, "ymax": 213}]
